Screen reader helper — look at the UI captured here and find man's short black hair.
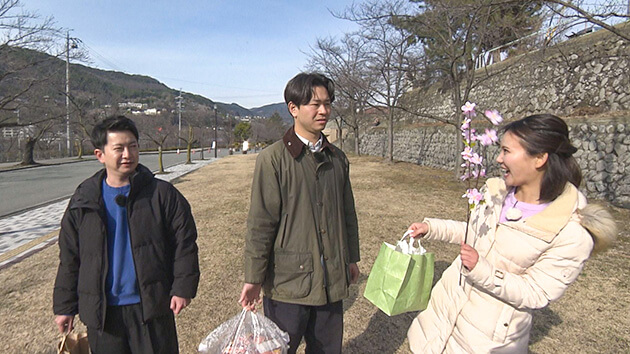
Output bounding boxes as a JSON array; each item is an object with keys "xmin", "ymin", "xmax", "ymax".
[
  {"xmin": 91, "ymin": 115, "xmax": 139, "ymax": 150},
  {"xmin": 284, "ymin": 72, "xmax": 335, "ymax": 107}
]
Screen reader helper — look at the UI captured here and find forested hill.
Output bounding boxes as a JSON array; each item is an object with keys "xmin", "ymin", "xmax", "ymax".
[{"xmin": 1, "ymin": 46, "xmax": 286, "ymax": 118}]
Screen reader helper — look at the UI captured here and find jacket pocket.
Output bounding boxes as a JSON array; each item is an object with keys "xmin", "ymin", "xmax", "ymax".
[
  {"xmin": 493, "ymin": 304, "xmax": 516, "ymax": 343},
  {"xmin": 271, "ymin": 252, "xmax": 313, "ymax": 298},
  {"xmin": 276, "ymin": 214, "xmax": 289, "ymax": 249}
]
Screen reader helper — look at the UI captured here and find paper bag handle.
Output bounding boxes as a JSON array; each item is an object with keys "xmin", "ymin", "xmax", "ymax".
[{"xmin": 400, "ymin": 230, "xmax": 415, "ymax": 242}]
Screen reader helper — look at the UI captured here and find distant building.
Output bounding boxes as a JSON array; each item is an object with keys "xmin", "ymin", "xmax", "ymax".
[{"xmin": 118, "ymin": 102, "xmax": 144, "ymax": 110}]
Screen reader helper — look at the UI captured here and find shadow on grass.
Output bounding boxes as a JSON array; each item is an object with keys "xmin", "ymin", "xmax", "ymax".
[
  {"xmin": 341, "ymin": 260, "xmax": 453, "ymax": 353},
  {"xmin": 343, "ymin": 310, "xmax": 416, "ymax": 354},
  {"xmin": 529, "ymin": 307, "xmax": 563, "ymax": 345}
]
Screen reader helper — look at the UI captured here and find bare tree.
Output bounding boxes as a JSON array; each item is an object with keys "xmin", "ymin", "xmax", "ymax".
[
  {"xmin": 0, "ymin": 0, "xmax": 62, "ymax": 118},
  {"xmin": 388, "ymin": 0, "xmax": 544, "ymax": 174},
  {"xmin": 1, "ymin": 0, "xmax": 92, "ymax": 164},
  {"xmin": 336, "ymin": 0, "xmax": 421, "ymax": 162},
  {"xmin": 308, "ymin": 34, "xmax": 373, "ymax": 155},
  {"xmin": 544, "ymin": 0, "xmax": 630, "ymax": 42},
  {"xmin": 250, "ymin": 113, "xmax": 286, "ymax": 146},
  {"xmin": 13, "ymin": 96, "xmax": 64, "ymax": 165}
]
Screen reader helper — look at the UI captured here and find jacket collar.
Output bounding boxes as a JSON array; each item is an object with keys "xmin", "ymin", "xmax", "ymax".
[
  {"xmin": 487, "ymin": 178, "xmax": 579, "ymax": 242},
  {"xmin": 71, "ymin": 164, "xmax": 154, "ymax": 209},
  {"xmin": 282, "ymin": 126, "xmax": 334, "ymax": 159}
]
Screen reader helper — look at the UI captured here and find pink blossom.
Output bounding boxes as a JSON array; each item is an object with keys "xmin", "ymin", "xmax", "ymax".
[
  {"xmin": 484, "ymin": 110, "xmax": 503, "ymax": 125},
  {"xmin": 463, "ymin": 188, "xmax": 484, "ymax": 205},
  {"xmin": 469, "ymin": 152, "xmax": 483, "ymax": 165},
  {"xmin": 461, "ymin": 102, "xmax": 476, "ymax": 115},
  {"xmin": 461, "ymin": 146, "xmax": 474, "ymax": 160},
  {"xmin": 478, "ymin": 129, "xmax": 498, "ymax": 146},
  {"xmin": 461, "ymin": 128, "xmax": 477, "ymax": 143},
  {"xmin": 460, "ymin": 117, "xmax": 471, "ymax": 131}
]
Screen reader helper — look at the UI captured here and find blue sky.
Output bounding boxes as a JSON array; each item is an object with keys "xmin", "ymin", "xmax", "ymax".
[{"xmin": 23, "ymin": 0, "xmax": 359, "ymax": 108}]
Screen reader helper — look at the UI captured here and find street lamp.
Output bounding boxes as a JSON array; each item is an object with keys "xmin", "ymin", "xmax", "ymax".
[{"xmin": 214, "ymin": 104, "xmax": 218, "ymax": 158}]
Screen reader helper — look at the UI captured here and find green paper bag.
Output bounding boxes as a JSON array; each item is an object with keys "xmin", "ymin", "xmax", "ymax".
[{"xmin": 363, "ymin": 233, "xmax": 434, "ymax": 316}]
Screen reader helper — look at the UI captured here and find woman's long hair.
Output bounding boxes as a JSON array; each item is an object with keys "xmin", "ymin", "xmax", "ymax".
[{"xmin": 502, "ymin": 114, "xmax": 582, "ymax": 202}]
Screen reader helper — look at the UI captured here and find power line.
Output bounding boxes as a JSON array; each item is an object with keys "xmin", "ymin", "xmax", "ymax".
[
  {"xmin": 152, "ymin": 75, "xmax": 277, "ymax": 94},
  {"xmin": 79, "ymin": 40, "xmax": 128, "ymax": 72}
]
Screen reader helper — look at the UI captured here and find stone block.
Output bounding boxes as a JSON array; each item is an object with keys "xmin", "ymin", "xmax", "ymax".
[
  {"xmin": 605, "ymin": 162, "xmax": 618, "ymax": 173},
  {"xmin": 592, "ymin": 171, "xmax": 607, "ymax": 181}
]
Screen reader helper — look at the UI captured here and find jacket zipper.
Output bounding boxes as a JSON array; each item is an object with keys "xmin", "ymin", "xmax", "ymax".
[
  {"xmin": 97, "ymin": 203, "xmax": 109, "ymax": 332},
  {"xmin": 125, "ymin": 185, "xmax": 145, "ymax": 323}
]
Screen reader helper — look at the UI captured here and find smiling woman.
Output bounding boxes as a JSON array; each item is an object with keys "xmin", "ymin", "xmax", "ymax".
[{"xmin": 406, "ymin": 114, "xmax": 617, "ymax": 353}]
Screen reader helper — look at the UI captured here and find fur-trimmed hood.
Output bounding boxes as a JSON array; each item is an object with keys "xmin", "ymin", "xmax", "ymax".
[
  {"xmin": 578, "ymin": 204, "xmax": 617, "ymax": 254},
  {"xmin": 486, "ymin": 177, "xmax": 617, "ymax": 254}
]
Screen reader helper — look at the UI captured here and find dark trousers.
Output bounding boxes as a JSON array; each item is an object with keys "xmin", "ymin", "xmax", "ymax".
[
  {"xmin": 263, "ymin": 297, "xmax": 343, "ymax": 354},
  {"xmin": 87, "ymin": 303, "xmax": 178, "ymax": 354}
]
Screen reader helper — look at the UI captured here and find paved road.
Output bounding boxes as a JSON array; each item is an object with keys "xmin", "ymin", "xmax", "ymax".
[
  {"xmin": 0, "ymin": 150, "xmax": 227, "ymax": 217},
  {"xmin": 0, "ymin": 157, "xmax": 222, "ymax": 268}
]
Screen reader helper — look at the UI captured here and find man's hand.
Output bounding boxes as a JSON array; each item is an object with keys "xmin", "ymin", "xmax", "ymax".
[
  {"xmin": 460, "ymin": 242, "xmax": 479, "ymax": 271},
  {"xmin": 239, "ymin": 283, "xmax": 262, "ymax": 311},
  {"xmin": 170, "ymin": 296, "xmax": 191, "ymax": 315},
  {"xmin": 349, "ymin": 263, "xmax": 360, "ymax": 284},
  {"xmin": 55, "ymin": 315, "xmax": 75, "ymax": 334}
]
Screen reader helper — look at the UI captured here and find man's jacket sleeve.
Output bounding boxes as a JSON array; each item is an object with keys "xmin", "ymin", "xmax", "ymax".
[
  {"xmin": 53, "ymin": 204, "xmax": 80, "ymax": 316},
  {"xmin": 166, "ymin": 186, "xmax": 200, "ymax": 299},
  {"xmin": 244, "ymin": 152, "xmax": 281, "ymax": 284},
  {"xmin": 343, "ymin": 157, "xmax": 360, "ymax": 264}
]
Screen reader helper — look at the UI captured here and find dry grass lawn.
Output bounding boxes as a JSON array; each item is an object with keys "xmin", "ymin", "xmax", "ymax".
[{"xmin": 0, "ymin": 154, "xmax": 628, "ymax": 353}]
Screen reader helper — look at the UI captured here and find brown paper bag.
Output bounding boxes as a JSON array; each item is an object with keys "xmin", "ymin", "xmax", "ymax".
[{"xmin": 58, "ymin": 331, "xmax": 90, "ymax": 354}]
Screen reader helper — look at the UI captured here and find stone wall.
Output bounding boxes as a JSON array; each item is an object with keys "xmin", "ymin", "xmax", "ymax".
[
  {"xmin": 359, "ymin": 115, "xmax": 630, "ymax": 208},
  {"xmin": 398, "ymin": 25, "xmax": 630, "ymax": 124},
  {"xmin": 355, "ymin": 25, "xmax": 630, "ymax": 207}
]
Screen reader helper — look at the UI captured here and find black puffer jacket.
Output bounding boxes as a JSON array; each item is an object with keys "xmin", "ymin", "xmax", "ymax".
[{"xmin": 53, "ymin": 164, "xmax": 199, "ymax": 330}]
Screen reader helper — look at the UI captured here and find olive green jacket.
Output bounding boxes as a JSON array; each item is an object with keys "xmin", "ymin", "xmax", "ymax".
[{"xmin": 244, "ymin": 127, "xmax": 360, "ymax": 305}]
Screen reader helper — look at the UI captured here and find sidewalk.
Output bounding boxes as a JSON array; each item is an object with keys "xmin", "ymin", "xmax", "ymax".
[
  {"xmin": 0, "ymin": 155, "xmax": 97, "ymax": 172},
  {"xmin": 0, "ymin": 158, "xmax": 217, "ymax": 270}
]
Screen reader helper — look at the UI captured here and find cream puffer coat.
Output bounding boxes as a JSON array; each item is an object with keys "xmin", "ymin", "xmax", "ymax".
[{"xmin": 407, "ymin": 178, "xmax": 616, "ymax": 353}]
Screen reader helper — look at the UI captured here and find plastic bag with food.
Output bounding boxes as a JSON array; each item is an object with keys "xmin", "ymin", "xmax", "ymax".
[{"xmin": 198, "ymin": 308, "xmax": 290, "ymax": 354}]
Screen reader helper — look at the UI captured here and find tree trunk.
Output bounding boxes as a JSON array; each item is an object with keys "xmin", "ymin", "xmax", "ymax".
[
  {"xmin": 337, "ymin": 124, "xmax": 343, "ymax": 150},
  {"xmin": 388, "ymin": 108, "xmax": 394, "ymax": 162},
  {"xmin": 20, "ymin": 138, "xmax": 37, "ymax": 165},
  {"xmin": 186, "ymin": 143, "xmax": 192, "ymax": 164},
  {"xmin": 186, "ymin": 126, "xmax": 193, "ymax": 164},
  {"xmin": 158, "ymin": 145, "xmax": 165, "ymax": 173},
  {"xmin": 353, "ymin": 126, "xmax": 360, "ymax": 156},
  {"xmin": 454, "ymin": 129, "xmax": 464, "ymax": 179},
  {"xmin": 76, "ymin": 140, "xmax": 84, "ymax": 159}
]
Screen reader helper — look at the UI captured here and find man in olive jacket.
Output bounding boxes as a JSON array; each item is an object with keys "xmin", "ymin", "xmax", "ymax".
[
  {"xmin": 53, "ymin": 116, "xmax": 199, "ymax": 353},
  {"xmin": 239, "ymin": 73, "xmax": 360, "ymax": 354}
]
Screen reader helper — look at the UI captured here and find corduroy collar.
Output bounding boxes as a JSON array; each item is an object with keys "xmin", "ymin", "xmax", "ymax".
[
  {"xmin": 487, "ymin": 178, "xmax": 580, "ymax": 243},
  {"xmin": 282, "ymin": 126, "xmax": 335, "ymax": 159}
]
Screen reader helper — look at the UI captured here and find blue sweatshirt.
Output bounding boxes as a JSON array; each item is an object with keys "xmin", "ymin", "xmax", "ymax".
[{"xmin": 102, "ymin": 180, "xmax": 141, "ymax": 305}]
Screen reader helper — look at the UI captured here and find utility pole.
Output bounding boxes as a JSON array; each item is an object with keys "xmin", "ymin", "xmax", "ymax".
[
  {"xmin": 177, "ymin": 89, "xmax": 182, "ymax": 149},
  {"xmin": 214, "ymin": 105, "xmax": 218, "ymax": 158},
  {"xmin": 65, "ymin": 31, "xmax": 71, "ymax": 157}
]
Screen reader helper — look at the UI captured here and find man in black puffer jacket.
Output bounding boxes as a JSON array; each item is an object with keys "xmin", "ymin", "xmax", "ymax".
[{"xmin": 53, "ymin": 116, "xmax": 199, "ymax": 354}]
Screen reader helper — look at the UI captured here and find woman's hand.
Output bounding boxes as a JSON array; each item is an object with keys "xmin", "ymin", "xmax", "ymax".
[
  {"xmin": 460, "ymin": 242, "xmax": 479, "ymax": 270},
  {"xmin": 408, "ymin": 222, "xmax": 429, "ymax": 238}
]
